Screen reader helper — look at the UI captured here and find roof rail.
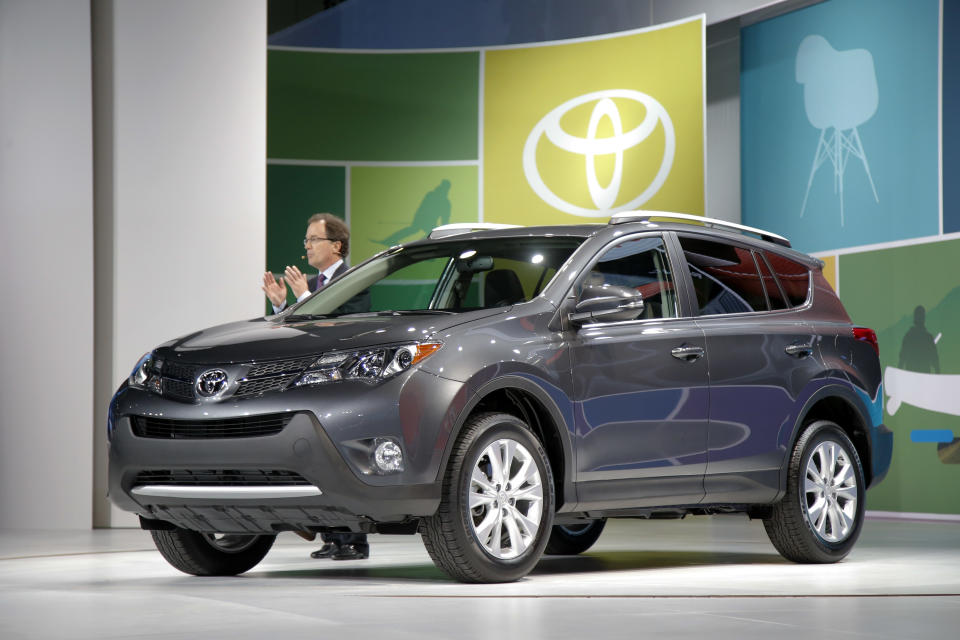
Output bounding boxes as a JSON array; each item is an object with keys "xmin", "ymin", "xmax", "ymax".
[
  {"xmin": 428, "ymin": 222, "xmax": 520, "ymax": 239},
  {"xmin": 609, "ymin": 211, "xmax": 791, "ymax": 248}
]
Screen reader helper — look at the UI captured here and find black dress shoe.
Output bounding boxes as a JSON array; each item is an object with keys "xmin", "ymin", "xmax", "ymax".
[
  {"xmin": 331, "ymin": 543, "xmax": 370, "ymax": 560},
  {"xmin": 310, "ymin": 542, "xmax": 340, "ymax": 559}
]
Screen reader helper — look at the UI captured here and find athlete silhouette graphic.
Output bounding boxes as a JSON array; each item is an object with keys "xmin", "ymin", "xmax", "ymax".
[{"xmin": 376, "ymin": 179, "xmax": 451, "ymax": 246}]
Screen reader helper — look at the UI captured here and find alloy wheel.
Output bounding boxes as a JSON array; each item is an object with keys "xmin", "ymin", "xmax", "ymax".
[
  {"xmin": 467, "ymin": 438, "xmax": 544, "ymax": 559},
  {"xmin": 802, "ymin": 440, "xmax": 859, "ymax": 543}
]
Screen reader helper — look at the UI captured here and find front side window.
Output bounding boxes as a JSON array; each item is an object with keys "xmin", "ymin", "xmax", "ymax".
[
  {"xmin": 289, "ymin": 237, "xmax": 584, "ymax": 317},
  {"xmin": 578, "ymin": 235, "xmax": 678, "ymax": 320},
  {"xmin": 678, "ymin": 235, "xmax": 767, "ymax": 315}
]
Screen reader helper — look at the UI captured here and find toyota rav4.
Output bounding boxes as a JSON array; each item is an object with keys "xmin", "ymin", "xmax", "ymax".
[{"xmin": 108, "ymin": 212, "xmax": 892, "ymax": 582}]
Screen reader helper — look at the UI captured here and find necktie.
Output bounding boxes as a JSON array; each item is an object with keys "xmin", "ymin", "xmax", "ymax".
[{"xmin": 315, "ymin": 273, "xmax": 327, "ymax": 291}]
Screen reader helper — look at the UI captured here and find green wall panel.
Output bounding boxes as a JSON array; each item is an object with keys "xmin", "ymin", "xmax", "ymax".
[
  {"xmin": 268, "ymin": 50, "xmax": 479, "ymax": 161},
  {"xmin": 839, "ymin": 239, "xmax": 960, "ymax": 514}
]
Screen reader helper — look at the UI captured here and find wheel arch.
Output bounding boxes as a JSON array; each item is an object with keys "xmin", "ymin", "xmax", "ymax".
[
  {"xmin": 440, "ymin": 375, "xmax": 575, "ymax": 512},
  {"xmin": 789, "ymin": 384, "xmax": 876, "ymax": 489}
]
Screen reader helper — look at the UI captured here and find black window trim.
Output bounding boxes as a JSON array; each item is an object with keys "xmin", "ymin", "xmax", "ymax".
[{"xmin": 757, "ymin": 250, "xmax": 789, "ymax": 310}]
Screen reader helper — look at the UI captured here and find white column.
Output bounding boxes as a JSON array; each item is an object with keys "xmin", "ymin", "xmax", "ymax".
[{"xmin": 92, "ymin": 0, "xmax": 267, "ymax": 526}]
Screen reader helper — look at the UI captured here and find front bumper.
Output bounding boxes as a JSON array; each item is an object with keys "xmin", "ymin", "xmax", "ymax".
[{"xmin": 108, "ymin": 370, "xmax": 465, "ymax": 533}]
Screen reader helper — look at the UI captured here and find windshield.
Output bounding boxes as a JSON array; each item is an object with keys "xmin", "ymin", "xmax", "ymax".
[{"xmin": 287, "ymin": 236, "xmax": 585, "ymax": 317}]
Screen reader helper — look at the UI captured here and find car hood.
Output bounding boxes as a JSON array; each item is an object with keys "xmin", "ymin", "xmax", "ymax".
[{"xmin": 153, "ymin": 309, "xmax": 506, "ymax": 365}]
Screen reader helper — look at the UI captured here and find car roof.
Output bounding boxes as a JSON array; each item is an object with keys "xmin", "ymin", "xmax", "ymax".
[{"xmin": 419, "ymin": 218, "xmax": 822, "ymax": 269}]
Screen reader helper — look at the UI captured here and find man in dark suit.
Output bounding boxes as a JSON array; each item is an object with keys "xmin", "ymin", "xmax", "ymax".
[
  {"xmin": 262, "ymin": 213, "xmax": 347, "ymax": 313},
  {"xmin": 260, "ymin": 213, "xmax": 371, "ymax": 560},
  {"xmin": 262, "ymin": 213, "xmax": 367, "ymax": 315}
]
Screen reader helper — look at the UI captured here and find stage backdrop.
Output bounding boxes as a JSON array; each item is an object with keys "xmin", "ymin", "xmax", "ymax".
[
  {"xmin": 743, "ymin": 0, "xmax": 959, "ymax": 516},
  {"xmin": 266, "ymin": 15, "xmax": 705, "ymax": 303}
]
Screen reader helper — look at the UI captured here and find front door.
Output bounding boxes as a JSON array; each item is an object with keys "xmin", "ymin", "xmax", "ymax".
[{"xmin": 567, "ymin": 234, "xmax": 709, "ymax": 510}]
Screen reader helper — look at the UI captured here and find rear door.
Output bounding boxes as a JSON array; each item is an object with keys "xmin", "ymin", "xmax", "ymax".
[{"xmin": 675, "ymin": 234, "xmax": 822, "ymax": 503}]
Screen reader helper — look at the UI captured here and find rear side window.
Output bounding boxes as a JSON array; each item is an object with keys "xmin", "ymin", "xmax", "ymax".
[
  {"xmin": 678, "ymin": 235, "xmax": 767, "ymax": 315},
  {"xmin": 763, "ymin": 251, "xmax": 811, "ymax": 307},
  {"xmin": 756, "ymin": 254, "xmax": 788, "ymax": 310}
]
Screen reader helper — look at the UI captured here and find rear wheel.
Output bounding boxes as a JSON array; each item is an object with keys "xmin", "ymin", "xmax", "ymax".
[
  {"xmin": 421, "ymin": 412, "xmax": 555, "ymax": 583},
  {"xmin": 763, "ymin": 420, "xmax": 865, "ymax": 563},
  {"xmin": 151, "ymin": 529, "xmax": 275, "ymax": 576},
  {"xmin": 544, "ymin": 519, "xmax": 607, "ymax": 555}
]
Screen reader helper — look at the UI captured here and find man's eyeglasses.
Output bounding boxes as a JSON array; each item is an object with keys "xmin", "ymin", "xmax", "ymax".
[{"xmin": 303, "ymin": 236, "xmax": 335, "ymax": 247}]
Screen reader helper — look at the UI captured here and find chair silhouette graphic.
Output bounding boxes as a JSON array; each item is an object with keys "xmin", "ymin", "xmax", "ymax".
[{"xmin": 796, "ymin": 35, "xmax": 879, "ymax": 225}]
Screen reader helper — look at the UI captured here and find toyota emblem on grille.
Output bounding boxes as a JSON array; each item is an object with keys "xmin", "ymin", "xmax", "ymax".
[{"xmin": 196, "ymin": 369, "xmax": 229, "ymax": 397}]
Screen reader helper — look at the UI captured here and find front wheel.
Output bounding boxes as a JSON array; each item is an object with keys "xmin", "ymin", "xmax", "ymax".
[
  {"xmin": 421, "ymin": 412, "xmax": 555, "ymax": 583},
  {"xmin": 763, "ymin": 420, "xmax": 865, "ymax": 563},
  {"xmin": 151, "ymin": 529, "xmax": 276, "ymax": 576}
]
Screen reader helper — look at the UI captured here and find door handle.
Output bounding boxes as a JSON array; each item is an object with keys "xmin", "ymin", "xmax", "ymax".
[
  {"xmin": 671, "ymin": 344, "xmax": 705, "ymax": 362},
  {"xmin": 784, "ymin": 342, "xmax": 814, "ymax": 358}
]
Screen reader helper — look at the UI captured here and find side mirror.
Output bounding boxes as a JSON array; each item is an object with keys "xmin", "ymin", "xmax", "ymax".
[{"xmin": 569, "ymin": 284, "xmax": 644, "ymax": 325}]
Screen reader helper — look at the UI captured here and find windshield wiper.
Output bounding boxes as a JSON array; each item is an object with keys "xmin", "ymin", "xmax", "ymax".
[
  {"xmin": 373, "ymin": 310, "xmax": 455, "ymax": 316},
  {"xmin": 283, "ymin": 313, "xmax": 331, "ymax": 322}
]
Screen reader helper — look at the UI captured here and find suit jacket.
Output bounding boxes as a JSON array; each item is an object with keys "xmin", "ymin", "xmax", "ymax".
[{"xmin": 305, "ymin": 261, "xmax": 349, "ymax": 293}]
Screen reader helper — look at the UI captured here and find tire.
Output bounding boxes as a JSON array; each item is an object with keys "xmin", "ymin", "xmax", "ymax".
[
  {"xmin": 763, "ymin": 420, "xmax": 866, "ymax": 563},
  {"xmin": 421, "ymin": 412, "xmax": 555, "ymax": 583},
  {"xmin": 544, "ymin": 518, "xmax": 607, "ymax": 555},
  {"xmin": 151, "ymin": 529, "xmax": 276, "ymax": 576}
]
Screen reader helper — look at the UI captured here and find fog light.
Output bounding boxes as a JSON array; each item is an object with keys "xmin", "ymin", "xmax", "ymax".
[{"xmin": 373, "ymin": 439, "xmax": 404, "ymax": 474}]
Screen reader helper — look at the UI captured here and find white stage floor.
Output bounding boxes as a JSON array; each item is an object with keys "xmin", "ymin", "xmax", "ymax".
[{"xmin": 1, "ymin": 515, "xmax": 958, "ymax": 639}]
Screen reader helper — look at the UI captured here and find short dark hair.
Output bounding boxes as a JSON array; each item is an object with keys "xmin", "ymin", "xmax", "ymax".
[{"xmin": 308, "ymin": 213, "xmax": 350, "ymax": 259}]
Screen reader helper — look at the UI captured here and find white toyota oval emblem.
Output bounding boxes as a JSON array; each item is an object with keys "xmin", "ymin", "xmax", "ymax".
[
  {"xmin": 522, "ymin": 89, "xmax": 675, "ymax": 217},
  {"xmin": 196, "ymin": 369, "xmax": 229, "ymax": 397}
]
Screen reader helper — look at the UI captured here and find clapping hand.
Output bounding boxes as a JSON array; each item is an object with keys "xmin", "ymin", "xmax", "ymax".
[
  {"xmin": 261, "ymin": 271, "xmax": 288, "ymax": 307},
  {"xmin": 285, "ymin": 265, "xmax": 310, "ymax": 299}
]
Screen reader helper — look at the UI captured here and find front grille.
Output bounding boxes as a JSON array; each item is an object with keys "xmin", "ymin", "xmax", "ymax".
[
  {"xmin": 235, "ymin": 374, "xmax": 300, "ymax": 397},
  {"xmin": 134, "ymin": 469, "xmax": 310, "ymax": 486},
  {"xmin": 161, "ymin": 378, "xmax": 194, "ymax": 401},
  {"xmin": 234, "ymin": 356, "xmax": 316, "ymax": 398},
  {"xmin": 160, "ymin": 361, "xmax": 198, "ymax": 402},
  {"xmin": 153, "ymin": 356, "xmax": 317, "ymax": 401},
  {"xmin": 247, "ymin": 356, "xmax": 315, "ymax": 378},
  {"xmin": 163, "ymin": 361, "xmax": 200, "ymax": 381},
  {"xmin": 131, "ymin": 413, "xmax": 295, "ymax": 439}
]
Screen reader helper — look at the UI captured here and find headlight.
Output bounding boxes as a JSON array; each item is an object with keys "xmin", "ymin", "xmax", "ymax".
[
  {"xmin": 294, "ymin": 342, "xmax": 441, "ymax": 387},
  {"xmin": 128, "ymin": 352, "xmax": 163, "ymax": 393}
]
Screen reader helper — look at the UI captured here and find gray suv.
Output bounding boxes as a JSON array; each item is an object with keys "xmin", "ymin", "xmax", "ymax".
[{"xmin": 108, "ymin": 212, "xmax": 892, "ymax": 583}]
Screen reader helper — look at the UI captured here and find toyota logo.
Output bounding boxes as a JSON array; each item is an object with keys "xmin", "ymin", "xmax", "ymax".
[
  {"xmin": 522, "ymin": 89, "xmax": 675, "ymax": 217},
  {"xmin": 196, "ymin": 369, "xmax": 229, "ymax": 397}
]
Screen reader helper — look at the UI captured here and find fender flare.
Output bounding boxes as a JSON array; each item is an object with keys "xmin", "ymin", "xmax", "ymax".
[
  {"xmin": 437, "ymin": 373, "xmax": 577, "ymax": 510},
  {"xmin": 783, "ymin": 382, "xmax": 876, "ymax": 494}
]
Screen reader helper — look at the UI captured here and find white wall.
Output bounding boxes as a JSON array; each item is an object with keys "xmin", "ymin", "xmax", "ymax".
[
  {"xmin": 92, "ymin": 0, "xmax": 267, "ymax": 527},
  {"xmin": 0, "ymin": 0, "xmax": 95, "ymax": 529}
]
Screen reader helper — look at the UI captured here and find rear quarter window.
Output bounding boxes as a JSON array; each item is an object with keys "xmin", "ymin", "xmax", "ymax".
[{"xmin": 763, "ymin": 251, "xmax": 811, "ymax": 307}]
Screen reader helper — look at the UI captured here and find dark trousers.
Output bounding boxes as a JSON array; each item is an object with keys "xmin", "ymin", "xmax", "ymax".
[{"xmin": 321, "ymin": 532, "xmax": 367, "ymax": 546}]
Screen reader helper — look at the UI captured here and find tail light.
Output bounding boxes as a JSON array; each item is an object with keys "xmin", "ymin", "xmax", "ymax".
[{"xmin": 853, "ymin": 327, "xmax": 879, "ymax": 355}]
